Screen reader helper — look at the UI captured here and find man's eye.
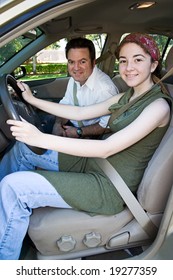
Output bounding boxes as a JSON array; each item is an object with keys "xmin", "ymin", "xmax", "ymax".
[
  {"xmin": 80, "ymin": 60, "xmax": 86, "ymax": 64},
  {"xmin": 68, "ymin": 61, "xmax": 74, "ymax": 65}
]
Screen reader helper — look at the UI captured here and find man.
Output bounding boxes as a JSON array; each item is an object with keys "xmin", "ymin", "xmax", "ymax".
[{"xmin": 50, "ymin": 37, "xmax": 119, "ymax": 138}]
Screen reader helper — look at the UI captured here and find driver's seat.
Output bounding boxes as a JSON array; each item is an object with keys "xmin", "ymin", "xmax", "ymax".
[{"xmin": 28, "ymin": 107, "xmax": 173, "ymax": 259}]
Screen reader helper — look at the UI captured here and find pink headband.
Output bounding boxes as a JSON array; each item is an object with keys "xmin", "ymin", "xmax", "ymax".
[{"xmin": 118, "ymin": 33, "xmax": 160, "ymax": 61}]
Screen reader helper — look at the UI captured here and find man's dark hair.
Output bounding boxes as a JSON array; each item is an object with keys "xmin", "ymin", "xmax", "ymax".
[{"xmin": 65, "ymin": 37, "xmax": 96, "ymax": 63}]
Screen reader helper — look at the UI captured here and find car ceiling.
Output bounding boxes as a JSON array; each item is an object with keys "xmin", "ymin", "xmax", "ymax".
[
  {"xmin": 1, "ymin": 0, "xmax": 173, "ymax": 47},
  {"xmin": 40, "ymin": 0, "xmax": 173, "ymax": 39}
]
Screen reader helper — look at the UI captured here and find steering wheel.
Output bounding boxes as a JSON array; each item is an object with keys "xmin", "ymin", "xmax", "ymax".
[{"xmin": 0, "ymin": 73, "xmax": 46, "ymax": 155}]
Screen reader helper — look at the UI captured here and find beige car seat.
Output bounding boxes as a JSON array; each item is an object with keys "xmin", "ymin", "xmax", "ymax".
[{"xmin": 28, "ymin": 50, "xmax": 173, "ymax": 260}]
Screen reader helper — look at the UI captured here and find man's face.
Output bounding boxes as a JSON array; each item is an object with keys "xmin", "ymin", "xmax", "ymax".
[{"xmin": 67, "ymin": 48, "xmax": 95, "ymax": 85}]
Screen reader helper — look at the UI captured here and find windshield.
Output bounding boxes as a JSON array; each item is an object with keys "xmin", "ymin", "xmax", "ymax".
[{"xmin": 0, "ymin": 27, "xmax": 43, "ymax": 67}]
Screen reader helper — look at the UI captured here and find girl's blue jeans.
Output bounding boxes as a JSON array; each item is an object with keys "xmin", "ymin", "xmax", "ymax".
[
  {"xmin": 0, "ymin": 142, "xmax": 59, "ymax": 181},
  {"xmin": 0, "ymin": 142, "xmax": 71, "ymax": 259}
]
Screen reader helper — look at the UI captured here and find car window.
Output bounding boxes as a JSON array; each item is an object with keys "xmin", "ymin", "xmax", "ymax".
[
  {"xmin": 18, "ymin": 33, "xmax": 107, "ymax": 81},
  {"xmin": 0, "ymin": 27, "xmax": 43, "ymax": 67}
]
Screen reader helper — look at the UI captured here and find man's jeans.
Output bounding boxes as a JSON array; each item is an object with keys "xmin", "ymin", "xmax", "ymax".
[
  {"xmin": 0, "ymin": 142, "xmax": 59, "ymax": 181},
  {"xmin": 0, "ymin": 171, "xmax": 71, "ymax": 260}
]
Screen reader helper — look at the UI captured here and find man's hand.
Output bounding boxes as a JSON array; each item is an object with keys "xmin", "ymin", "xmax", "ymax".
[
  {"xmin": 63, "ymin": 125, "xmax": 80, "ymax": 138},
  {"xmin": 52, "ymin": 122, "xmax": 65, "ymax": 136},
  {"xmin": 52, "ymin": 120, "xmax": 80, "ymax": 138}
]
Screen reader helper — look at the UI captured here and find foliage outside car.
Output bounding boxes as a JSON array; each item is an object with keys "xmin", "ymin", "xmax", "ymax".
[{"xmin": 21, "ymin": 63, "xmax": 67, "ymax": 80}]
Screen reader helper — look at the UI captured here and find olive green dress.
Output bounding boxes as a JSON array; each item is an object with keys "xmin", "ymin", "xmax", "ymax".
[{"xmin": 35, "ymin": 85, "xmax": 172, "ymax": 215}]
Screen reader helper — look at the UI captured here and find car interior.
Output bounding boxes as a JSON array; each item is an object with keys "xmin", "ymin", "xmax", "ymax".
[{"xmin": 0, "ymin": 0, "xmax": 173, "ymax": 260}]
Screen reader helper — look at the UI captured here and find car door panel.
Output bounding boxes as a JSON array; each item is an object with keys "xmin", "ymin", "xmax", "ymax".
[
  {"xmin": 26, "ymin": 76, "xmax": 70, "ymax": 102},
  {"xmin": 25, "ymin": 77, "xmax": 70, "ymax": 131}
]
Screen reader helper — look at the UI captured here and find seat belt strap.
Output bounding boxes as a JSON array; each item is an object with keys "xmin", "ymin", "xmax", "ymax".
[
  {"xmin": 73, "ymin": 82, "xmax": 83, "ymax": 127},
  {"xmin": 95, "ymin": 158, "xmax": 158, "ymax": 239}
]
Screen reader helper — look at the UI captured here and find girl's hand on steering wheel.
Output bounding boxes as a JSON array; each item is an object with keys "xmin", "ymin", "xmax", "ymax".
[
  {"xmin": 17, "ymin": 81, "xmax": 35, "ymax": 104},
  {"xmin": 7, "ymin": 117, "xmax": 43, "ymax": 147}
]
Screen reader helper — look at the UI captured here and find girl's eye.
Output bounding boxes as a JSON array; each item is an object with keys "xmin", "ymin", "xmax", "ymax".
[
  {"xmin": 135, "ymin": 58, "xmax": 142, "ymax": 62},
  {"xmin": 119, "ymin": 60, "xmax": 126, "ymax": 64}
]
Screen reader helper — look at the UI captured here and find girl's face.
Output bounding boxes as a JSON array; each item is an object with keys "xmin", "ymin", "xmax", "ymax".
[{"xmin": 119, "ymin": 42, "xmax": 158, "ymax": 94}]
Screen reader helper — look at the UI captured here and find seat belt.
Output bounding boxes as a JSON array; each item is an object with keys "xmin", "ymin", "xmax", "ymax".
[
  {"xmin": 73, "ymin": 82, "xmax": 83, "ymax": 127},
  {"xmin": 95, "ymin": 158, "xmax": 158, "ymax": 239},
  {"xmin": 95, "ymin": 67, "xmax": 173, "ymax": 239}
]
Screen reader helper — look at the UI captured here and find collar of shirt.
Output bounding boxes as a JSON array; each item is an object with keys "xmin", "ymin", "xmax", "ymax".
[{"xmin": 75, "ymin": 66, "xmax": 98, "ymax": 91}]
